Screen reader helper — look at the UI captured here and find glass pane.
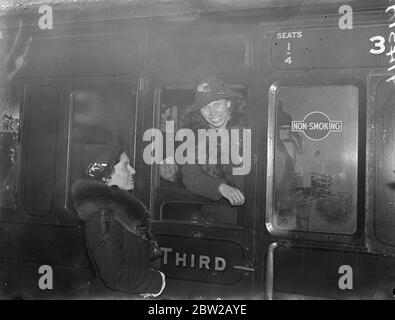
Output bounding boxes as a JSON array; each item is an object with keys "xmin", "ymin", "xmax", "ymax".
[
  {"xmin": 69, "ymin": 88, "xmax": 135, "ymax": 192},
  {"xmin": 373, "ymin": 80, "xmax": 395, "ymax": 246},
  {"xmin": 0, "ymin": 91, "xmax": 21, "ymax": 212},
  {"xmin": 154, "ymin": 36, "xmax": 247, "ymax": 71},
  {"xmin": 271, "ymin": 85, "xmax": 358, "ymax": 234},
  {"xmin": 23, "ymin": 86, "xmax": 58, "ymax": 216},
  {"xmin": 22, "ymin": 38, "xmax": 138, "ymax": 78},
  {"xmin": 159, "ymin": 88, "xmax": 195, "ymax": 188}
]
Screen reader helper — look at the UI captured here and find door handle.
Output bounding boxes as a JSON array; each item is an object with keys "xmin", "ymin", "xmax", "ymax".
[
  {"xmin": 233, "ymin": 265, "xmax": 255, "ymax": 272},
  {"xmin": 266, "ymin": 241, "xmax": 289, "ymax": 300}
]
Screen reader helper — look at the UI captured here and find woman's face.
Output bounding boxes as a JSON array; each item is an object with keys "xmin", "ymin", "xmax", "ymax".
[
  {"xmin": 106, "ymin": 152, "xmax": 136, "ymax": 191},
  {"xmin": 200, "ymin": 99, "xmax": 231, "ymax": 129}
]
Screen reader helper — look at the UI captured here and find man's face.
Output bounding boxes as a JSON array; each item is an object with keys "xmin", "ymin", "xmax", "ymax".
[{"xmin": 200, "ymin": 99, "xmax": 231, "ymax": 129}]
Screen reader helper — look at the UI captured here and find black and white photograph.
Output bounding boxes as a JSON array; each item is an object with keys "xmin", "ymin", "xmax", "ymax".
[{"xmin": 0, "ymin": 0, "xmax": 395, "ymax": 304}]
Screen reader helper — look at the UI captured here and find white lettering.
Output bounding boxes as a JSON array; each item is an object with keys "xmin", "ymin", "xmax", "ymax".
[
  {"xmin": 370, "ymin": 35, "xmax": 386, "ymax": 55},
  {"xmin": 276, "ymin": 31, "xmax": 302, "ymax": 39},
  {"xmin": 338, "ymin": 265, "xmax": 353, "ymax": 290},
  {"xmin": 143, "ymin": 128, "xmax": 163, "ymax": 165},
  {"xmin": 191, "ymin": 254, "xmax": 195, "ymax": 268},
  {"xmin": 143, "ymin": 121, "xmax": 251, "ymax": 176},
  {"xmin": 165, "ymin": 121, "xmax": 175, "ymax": 164},
  {"xmin": 199, "ymin": 255, "xmax": 210, "ymax": 270},
  {"xmin": 386, "ymin": 5, "xmax": 395, "ymax": 21},
  {"xmin": 160, "ymin": 247, "xmax": 172, "ymax": 265},
  {"xmin": 38, "ymin": 265, "xmax": 53, "ymax": 290},
  {"xmin": 338, "ymin": 5, "xmax": 353, "ymax": 30},
  {"xmin": 387, "ymin": 45, "xmax": 395, "ymax": 64},
  {"xmin": 231, "ymin": 129, "xmax": 251, "ymax": 176},
  {"xmin": 291, "ymin": 122, "xmax": 307, "ymax": 131},
  {"xmin": 175, "ymin": 252, "xmax": 187, "ymax": 267},
  {"xmin": 174, "ymin": 128, "xmax": 195, "ymax": 164},
  {"xmin": 38, "ymin": 5, "xmax": 54, "ymax": 30},
  {"xmin": 215, "ymin": 257, "xmax": 226, "ymax": 271},
  {"xmin": 158, "ymin": 247, "xmax": 228, "ymax": 271}
]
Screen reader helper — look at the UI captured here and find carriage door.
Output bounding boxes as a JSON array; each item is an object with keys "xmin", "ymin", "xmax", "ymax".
[
  {"xmin": 64, "ymin": 80, "xmax": 138, "ymax": 215},
  {"xmin": 265, "ymin": 83, "xmax": 360, "ymax": 298},
  {"xmin": 149, "ymin": 84, "xmax": 255, "ymax": 298},
  {"xmin": 369, "ymin": 75, "xmax": 395, "ymax": 253}
]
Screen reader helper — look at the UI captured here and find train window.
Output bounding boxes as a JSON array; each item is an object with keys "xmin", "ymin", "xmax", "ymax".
[
  {"xmin": 156, "ymin": 85, "xmax": 247, "ymax": 226},
  {"xmin": 373, "ymin": 81, "xmax": 395, "ymax": 246},
  {"xmin": 20, "ymin": 38, "xmax": 138, "ymax": 78},
  {"xmin": 23, "ymin": 86, "xmax": 59, "ymax": 217},
  {"xmin": 153, "ymin": 36, "xmax": 248, "ymax": 73},
  {"xmin": 68, "ymin": 88, "xmax": 135, "ymax": 205},
  {"xmin": 0, "ymin": 91, "xmax": 21, "ymax": 212},
  {"xmin": 267, "ymin": 85, "xmax": 358, "ymax": 234}
]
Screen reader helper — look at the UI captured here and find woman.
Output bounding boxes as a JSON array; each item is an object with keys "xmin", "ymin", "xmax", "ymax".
[
  {"xmin": 181, "ymin": 76, "xmax": 248, "ymax": 207},
  {"xmin": 71, "ymin": 138, "xmax": 165, "ymax": 298}
]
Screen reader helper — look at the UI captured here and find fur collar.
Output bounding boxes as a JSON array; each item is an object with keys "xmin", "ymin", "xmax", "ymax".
[{"xmin": 71, "ymin": 180, "xmax": 151, "ymax": 232}]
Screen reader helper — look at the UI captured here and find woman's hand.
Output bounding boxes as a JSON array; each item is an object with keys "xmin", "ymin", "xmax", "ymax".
[{"xmin": 218, "ymin": 183, "xmax": 245, "ymax": 206}]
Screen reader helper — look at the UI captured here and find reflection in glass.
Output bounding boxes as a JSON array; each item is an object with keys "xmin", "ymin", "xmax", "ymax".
[
  {"xmin": 0, "ymin": 92, "xmax": 20, "ymax": 211},
  {"xmin": 69, "ymin": 89, "xmax": 135, "ymax": 200}
]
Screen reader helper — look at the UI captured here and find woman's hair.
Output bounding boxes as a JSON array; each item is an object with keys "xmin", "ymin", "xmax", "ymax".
[
  {"xmin": 85, "ymin": 150, "xmax": 123, "ymax": 183},
  {"xmin": 182, "ymin": 96, "xmax": 248, "ymax": 132},
  {"xmin": 84, "ymin": 131, "xmax": 124, "ymax": 182}
]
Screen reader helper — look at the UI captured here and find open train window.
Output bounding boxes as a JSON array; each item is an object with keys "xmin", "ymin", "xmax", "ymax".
[
  {"xmin": 0, "ymin": 91, "xmax": 21, "ymax": 214},
  {"xmin": 267, "ymin": 85, "xmax": 358, "ymax": 234},
  {"xmin": 154, "ymin": 84, "xmax": 248, "ymax": 226},
  {"xmin": 66, "ymin": 87, "xmax": 136, "ymax": 208}
]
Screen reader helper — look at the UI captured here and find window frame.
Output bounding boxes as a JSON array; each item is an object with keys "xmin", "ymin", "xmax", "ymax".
[
  {"xmin": 63, "ymin": 81, "xmax": 138, "ymax": 212},
  {"xmin": 150, "ymin": 84, "xmax": 249, "ymax": 229},
  {"xmin": 21, "ymin": 84, "xmax": 60, "ymax": 218},
  {"xmin": 367, "ymin": 74, "xmax": 395, "ymax": 251}
]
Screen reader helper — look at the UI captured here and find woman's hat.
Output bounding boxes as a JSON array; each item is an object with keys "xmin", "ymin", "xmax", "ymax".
[
  {"xmin": 186, "ymin": 76, "xmax": 242, "ymax": 113},
  {"xmin": 85, "ymin": 132, "xmax": 123, "ymax": 182}
]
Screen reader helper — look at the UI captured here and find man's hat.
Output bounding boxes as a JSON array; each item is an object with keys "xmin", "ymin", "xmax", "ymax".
[{"xmin": 186, "ymin": 76, "xmax": 242, "ymax": 113}]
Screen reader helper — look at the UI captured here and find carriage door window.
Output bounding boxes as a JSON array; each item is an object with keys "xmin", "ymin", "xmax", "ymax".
[
  {"xmin": 67, "ymin": 87, "xmax": 135, "ymax": 208},
  {"xmin": 0, "ymin": 91, "xmax": 21, "ymax": 213},
  {"xmin": 23, "ymin": 86, "xmax": 59, "ymax": 217},
  {"xmin": 373, "ymin": 80, "xmax": 395, "ymax": 247},
  {"xmin": 155, "ymin": 85, "xmax": 248, "ymax": 226},
  {"xmin": 267, "ymin": 85, "xmax": 358, "ymax": 234}
]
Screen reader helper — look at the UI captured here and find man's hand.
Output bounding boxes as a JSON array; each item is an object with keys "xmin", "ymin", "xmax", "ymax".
[
  {"xmin": 218, "ymin": 183, "xmax": 245, "ymax": 206},
  {"xmin": 159, "ymin": 158, "xmax": 178, "ymax": 182}
]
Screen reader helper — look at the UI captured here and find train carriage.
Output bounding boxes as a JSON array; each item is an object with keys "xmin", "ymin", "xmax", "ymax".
[{"xmin": 0, "ymin": 0, "xmax": 395, "ymax": 299}]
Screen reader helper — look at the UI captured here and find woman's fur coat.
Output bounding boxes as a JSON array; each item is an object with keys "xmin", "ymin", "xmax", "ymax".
[{"xmin": 72, "ymin": 179, "xmax": 162, "ymax": 297}]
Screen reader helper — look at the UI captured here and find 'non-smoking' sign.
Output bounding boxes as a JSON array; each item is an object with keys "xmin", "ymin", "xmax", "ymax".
[{"xmin": 291, "ymin": 111, "xmax": 342, "ymax": 141}]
